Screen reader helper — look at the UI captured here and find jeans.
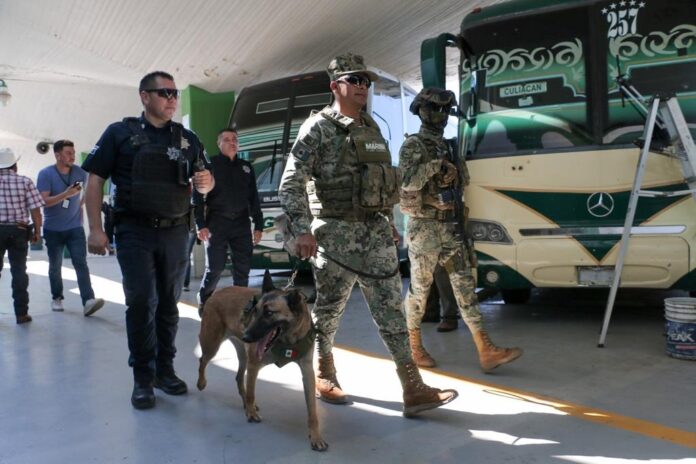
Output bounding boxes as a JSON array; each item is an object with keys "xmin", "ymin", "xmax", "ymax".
[
  {"xmin": 0, "ymin": 225, "xmax": 30, "ymax": 316},
  {"xmin": 115, "ymin": 222, "xmax": 188, "ymax": 380},
  {"xmin": 44, "ymin": 227, "xmax": 95, "ymax": 305}
]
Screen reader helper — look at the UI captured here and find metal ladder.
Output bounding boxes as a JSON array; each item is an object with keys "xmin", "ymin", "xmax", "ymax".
[{"xmin": 598, "ymin": 93, "xmax": 696, "ymax": 347}]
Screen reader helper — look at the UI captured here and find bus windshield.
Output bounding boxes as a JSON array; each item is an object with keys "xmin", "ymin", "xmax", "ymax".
[
  {"xmin": 461, "ymin": 1, "xmax": 696, "ymax": 158},
  {"xmin": 462, "ymin": 5, "xmax": 593, "ymax": 158},
  {"xmin": 230, "ymin": 72, "xmax": 331, "ymax": 203}
]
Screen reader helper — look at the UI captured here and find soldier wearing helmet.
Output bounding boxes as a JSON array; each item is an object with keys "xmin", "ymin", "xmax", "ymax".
[
  {"xmin": 279, "ymin": 54, "xmax": 457, "ymax": 417},
  {"xmin": 399, "ymin": 87, "xmax": 523, "ymax": 372}
]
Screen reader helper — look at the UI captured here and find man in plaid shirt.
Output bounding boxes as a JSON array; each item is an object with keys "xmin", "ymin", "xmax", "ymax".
[{"xmin": 0, "ymin": 147, "xmax": 44, "ymax": 324}]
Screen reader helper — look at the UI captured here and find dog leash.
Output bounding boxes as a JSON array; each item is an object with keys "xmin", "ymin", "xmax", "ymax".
[
  {"xmin": 317, "ymin": 249, "xmax": 400, "ymax": 280},
  {"xmin": 283, "ymin": 266, "xmax": 300, "ymax": 290}
]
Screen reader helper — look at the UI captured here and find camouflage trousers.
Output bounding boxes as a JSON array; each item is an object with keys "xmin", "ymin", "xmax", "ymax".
[
  {"xmin": 404, "ymin": 218, "xmax": 482, "ymax": 332},
  {"xmin": 311, "ymin": 216, "xmax": 412, "ymax": 364}
]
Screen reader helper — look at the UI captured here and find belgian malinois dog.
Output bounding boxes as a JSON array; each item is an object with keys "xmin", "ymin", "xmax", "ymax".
[{"xmin": 197, "ymin": 272, "xmax": 328, "ymax": 452}]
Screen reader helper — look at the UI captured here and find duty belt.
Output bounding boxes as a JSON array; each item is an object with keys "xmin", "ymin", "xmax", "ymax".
[{"xmin": 116, "ymin": 213, "xmax": 189, "ymax": 229}]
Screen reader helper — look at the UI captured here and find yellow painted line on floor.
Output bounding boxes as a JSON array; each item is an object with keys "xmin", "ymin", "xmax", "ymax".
[{"xmin": 337, "ymin": 344, "xmax": 696, "ymax": 449}]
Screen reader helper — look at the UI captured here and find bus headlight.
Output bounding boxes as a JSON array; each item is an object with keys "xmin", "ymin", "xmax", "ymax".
[{"xmin": 467, "ymin": 220, "xmax": 512, "ymax": 244}]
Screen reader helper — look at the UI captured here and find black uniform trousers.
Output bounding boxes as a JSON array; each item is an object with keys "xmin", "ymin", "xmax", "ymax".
[
  {"xmin": 115, "ymin": 222, "xmax": 188, "ymax": 381},
  {"xmin": 199, "ymin": 216, "xmax": 253, "ymax": 304},
  {"xmin": 0, "ymin": 225, "xmax": 30, "ymax": 316}
]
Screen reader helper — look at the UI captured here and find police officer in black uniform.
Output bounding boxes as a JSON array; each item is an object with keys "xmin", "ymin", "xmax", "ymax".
[
  {"xmin": 84, "ymin": 71, "xmax": 214, "ymax": 410},
  {"xmin": 196, "ymin": 128, "xmax": 263, "ymax": 315}
]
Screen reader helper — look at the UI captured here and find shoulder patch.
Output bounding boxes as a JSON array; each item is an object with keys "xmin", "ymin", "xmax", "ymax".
[{"xmin": 292, "ymin": 140, "xmax": 314, "ymax": 161}]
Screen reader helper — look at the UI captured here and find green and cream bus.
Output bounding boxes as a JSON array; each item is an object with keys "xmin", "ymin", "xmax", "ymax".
[
  {"xmin": 229, "ymin": 70, "xmax": 419, "ymax": 270},
  {"xmin": 422, "ymin": 0, "xmax": 696, "ymax": 303}
]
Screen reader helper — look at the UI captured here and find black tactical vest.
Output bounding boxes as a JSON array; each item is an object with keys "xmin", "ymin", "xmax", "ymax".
[{"xmin": 124, "ymin": 118, "xmax": 191, "ymax": 219}]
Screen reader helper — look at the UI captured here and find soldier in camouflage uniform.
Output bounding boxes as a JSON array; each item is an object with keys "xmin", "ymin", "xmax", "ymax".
[
  {"xmin": 279, "ymin": 54, "xmax": 457, "ymax": 417},
  {"xmin": 400, "ymin": 88, "xmax": 523, "ymax": 372}
]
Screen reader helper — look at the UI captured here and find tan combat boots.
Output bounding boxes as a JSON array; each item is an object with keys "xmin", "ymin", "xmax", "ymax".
[
  {"xmin": 472, "ymin": 330, "xmax": 523, "ymax": 372},
  {"xmin": 315, "ymin": 351, "xmax": 348, "ymax": 404},
  {"xmin": 396, "ymin": 361, "xmax": 458, "ymax": 417},
  {"xmin": 408, "ymin": 328, "xmax": 437, "ymax": 368}
]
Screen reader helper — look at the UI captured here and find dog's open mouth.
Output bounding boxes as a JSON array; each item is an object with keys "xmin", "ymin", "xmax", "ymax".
[{"xmin": 255, "ymin": 326, "xmax": 282, "ymax": 361}]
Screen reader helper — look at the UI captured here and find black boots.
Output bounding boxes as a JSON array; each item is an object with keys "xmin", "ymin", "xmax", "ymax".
[
  {"xmin": 131, "ymin": 369, "xmax": 188, "ymax": 409},
  {"xmin": 131, "ymin": 378, "xmax": 155, "ymax": 410},
  {"xmin": 154, "ymin": 372, "xmax": 188, "ymax": 395}
]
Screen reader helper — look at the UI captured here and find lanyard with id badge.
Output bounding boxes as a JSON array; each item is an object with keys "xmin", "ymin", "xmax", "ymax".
[{"xmin": 55, "ymin": 166, "xmax": 82, "ymax": 208}]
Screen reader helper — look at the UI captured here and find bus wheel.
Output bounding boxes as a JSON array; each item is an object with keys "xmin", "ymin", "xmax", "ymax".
[{"xmin": 501, "ymin": 289, "xmax": 531, "ymax": 305}]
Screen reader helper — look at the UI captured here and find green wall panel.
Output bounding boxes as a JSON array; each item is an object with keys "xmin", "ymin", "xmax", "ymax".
[{"xmin": 181, "ymin": 85, "xmax": 235, "ymax": 157}]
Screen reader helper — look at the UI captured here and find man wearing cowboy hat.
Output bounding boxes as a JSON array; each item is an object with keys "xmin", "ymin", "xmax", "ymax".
[{"xmin": 0, "ymin": 147, "xmax": 44, "ymax": 324}]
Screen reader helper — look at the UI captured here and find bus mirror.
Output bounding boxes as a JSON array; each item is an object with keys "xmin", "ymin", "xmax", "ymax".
[
  {"xmin": 465, "ymin": 68, "xmax": 487, "ymax": 127},
  {"xmin": 421, "ymin": 33, "xmax": 457, "ymax": 89}
]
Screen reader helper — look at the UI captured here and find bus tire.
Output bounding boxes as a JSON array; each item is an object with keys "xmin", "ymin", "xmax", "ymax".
[{"xmin": 501, "ymin": 289, "xmax": 531, "ymax": 305}]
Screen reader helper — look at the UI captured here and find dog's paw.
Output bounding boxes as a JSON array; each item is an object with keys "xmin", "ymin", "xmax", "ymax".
[
  {"xmin": 310, "ymin": 434, "xmax": 329, "ymax": 452},
  {"xmin": 196, "ymin": 378, "xmax": 207, "ymax": 391},
  {"xmin": 245, "ymin": 404, "xmax": 262, "ymax": 423}
]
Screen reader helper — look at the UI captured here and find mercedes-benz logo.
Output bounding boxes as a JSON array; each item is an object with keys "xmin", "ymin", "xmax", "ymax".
[{"xmin": 587, "ymin": 192, "xmax": 615, "ymax": 218}]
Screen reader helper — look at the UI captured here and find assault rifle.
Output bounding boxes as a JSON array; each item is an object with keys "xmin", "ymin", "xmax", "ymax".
[{"xmin": 443, "ymin": 137, "xmax": 477, "ymax": 267}]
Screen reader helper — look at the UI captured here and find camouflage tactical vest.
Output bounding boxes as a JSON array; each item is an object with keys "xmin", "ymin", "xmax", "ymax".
[
  {"xmin": 307, "ymin": 110, "xmax": 400, "ymax": 219},
  {"xmin": 399, "ymin": 133, "xmax": 452, "ymax": 219}
]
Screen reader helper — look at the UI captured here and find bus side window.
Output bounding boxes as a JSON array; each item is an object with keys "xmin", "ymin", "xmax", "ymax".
[
  {"xmin": 477, "ymin": 120, "xmax": 516, "ymax": 155},
  {"xmin": 541, "ymin": 131, "xmax": 573, "ymax": 149}
]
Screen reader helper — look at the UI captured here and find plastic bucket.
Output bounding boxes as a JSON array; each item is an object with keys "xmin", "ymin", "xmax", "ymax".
[{"xmin": 664, "ymin": 297, "xmax": 696, "ymax": 360}]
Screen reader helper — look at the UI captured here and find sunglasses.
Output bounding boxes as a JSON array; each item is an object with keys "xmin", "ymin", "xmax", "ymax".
[
  {"xmin": 144, "ymin": 88, "xmax": 180, "ymax": 99},
  {"xmin": 424, "ymin": 103, "xmax": 452, "ymax": 113},
  {"xmin": 337, "ymin": 75, "xmax": 372, "ymax": 89}
]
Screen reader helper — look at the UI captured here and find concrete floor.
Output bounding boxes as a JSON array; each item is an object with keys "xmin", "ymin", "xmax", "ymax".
[{"xmin": 1, "ymin": 250, "xmax": 695, "ymax": 463}]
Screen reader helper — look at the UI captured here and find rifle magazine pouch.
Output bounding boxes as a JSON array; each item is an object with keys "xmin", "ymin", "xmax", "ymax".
[{"xmin": 354, "ymin": 164, "xmax": 401, "ymax": 211}]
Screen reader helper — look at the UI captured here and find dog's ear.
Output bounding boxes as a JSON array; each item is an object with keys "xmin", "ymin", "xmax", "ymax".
[
  {"xmin": 243, "ymin": 296, "xmax": 258, "ymax": 313},
  {"xmin": 285, "ymin": 289, "xmax": 305, "ymax": 314},
  {"xmin": 262, "ymin": 270, "xmax": 275, "ymax": 293}
]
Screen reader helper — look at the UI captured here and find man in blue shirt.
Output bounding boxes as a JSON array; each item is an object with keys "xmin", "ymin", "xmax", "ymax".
[{"xmin": 37, "ymin": 140, "xmax": 104, "ymax": 316}]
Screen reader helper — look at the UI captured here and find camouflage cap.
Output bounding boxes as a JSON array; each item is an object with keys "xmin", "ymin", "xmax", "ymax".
[
  {"xmin": 327, "ymin": 53, "xmax": 379, "ymax": 82},
  {"xmin": 409, "ymin": 87, "xmax": 457, "ymax": 114}
]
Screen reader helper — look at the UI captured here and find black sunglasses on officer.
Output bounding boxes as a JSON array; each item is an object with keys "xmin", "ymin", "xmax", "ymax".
[{"xmin": 144, "ymin": 88, "xmax": 180, "ymax": 100}]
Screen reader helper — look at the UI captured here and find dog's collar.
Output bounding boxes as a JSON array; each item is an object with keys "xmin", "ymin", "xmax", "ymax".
[{"xmin": 270, "ymin": 323, "xmax": 316, "ymax": 368}]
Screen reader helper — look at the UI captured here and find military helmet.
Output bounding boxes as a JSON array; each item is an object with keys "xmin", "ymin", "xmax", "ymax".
[
  {"xmin": 327, "ymin": 53, "xmax": 378, "ymax": 82},
  {"xmin": 409, "ymin": 87, "xmax": 457, "ymax": 115}
]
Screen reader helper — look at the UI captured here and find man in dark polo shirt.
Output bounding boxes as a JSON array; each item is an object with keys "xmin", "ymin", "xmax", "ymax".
[
  {"xmin": 195, "ymin": 128, "xmax": 263, "ymax": 316},
  {"xmin": 83, "ymin": 71, "xmax": 214, "ymax": 410}
]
